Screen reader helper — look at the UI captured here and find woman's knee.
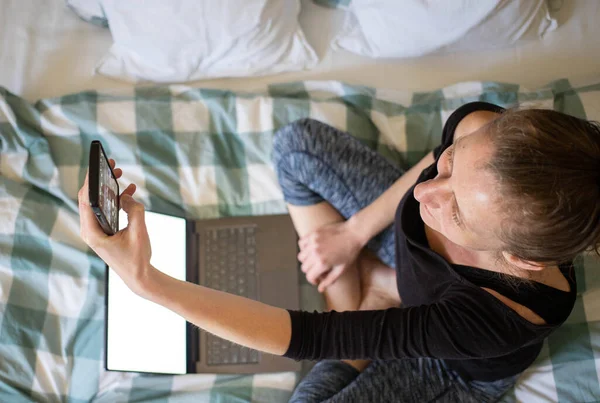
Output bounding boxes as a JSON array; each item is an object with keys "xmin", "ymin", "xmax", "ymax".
[
  {"xmin": 272, "ymin": 118, "xmax": 331, "ymax": 166},
  {"xmin": 289, "ymin": 360, "xmax": 360, "ymax": 403}
]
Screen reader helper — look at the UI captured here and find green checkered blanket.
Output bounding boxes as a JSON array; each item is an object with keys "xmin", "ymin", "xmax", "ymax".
[
  {"xmin": 1, "ymin": 79, "xmax": 600, "ymax": 402},
  {"xmin": 313, "ymin": 0, "xmax": 351, "ymax": 9}
]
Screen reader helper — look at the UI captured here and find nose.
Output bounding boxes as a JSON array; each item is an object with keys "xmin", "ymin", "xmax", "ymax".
[{"xmin": 413, "ymin": 177, "xmax": 451, "ymax": 208}]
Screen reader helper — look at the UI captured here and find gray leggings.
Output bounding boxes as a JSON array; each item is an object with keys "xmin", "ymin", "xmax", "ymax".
[{"xmin": 272, "ymin": 119, "xmax": 518, "ymax": 402}]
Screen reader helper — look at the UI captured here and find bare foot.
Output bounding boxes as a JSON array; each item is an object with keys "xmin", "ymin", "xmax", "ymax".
[
  {"xmin": 358, "ymin": 250, "xmax": 401, "ymax": 309},
  {"xmin": 342, "ymin": 252, "xmax": 401, "ymax": 373},
  {"xmin": 323, "ymin": 259, "xmax": 362, "ymax": 313}
]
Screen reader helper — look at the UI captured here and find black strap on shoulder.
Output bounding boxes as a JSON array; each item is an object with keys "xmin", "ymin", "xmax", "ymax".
[{"xmin": 453, "ymin": 263, "xmax": 576, "ymax": 325}]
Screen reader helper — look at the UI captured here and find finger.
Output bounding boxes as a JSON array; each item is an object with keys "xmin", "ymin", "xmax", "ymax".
[
  {"xmin": 78, "ymin": 170, "xmax": 106, "ymax": 245},
  {"xmin": 120, "ymin": 193, "xmax": 147, "ymax": 230},
  {"xmin": 113, "ymin": 168, "xmax": 123, "ymax": 179},
  {"xmin": 318, "ymin": 266, "xmax": 345, "ymax": 293},
  {"xmin": 300, "ymin": 252, "xmax": 319, "ymax": 273},
  {"xmin": 120, "ymin": 183, "xmax": 137, "ymax": 198},
  {"xmin": 298, "ymin": 233, "xmax": 315, "ymax": 249},
  {"xmin": 300, "ymin": 259, "xmax": 312, "ymax": 274},
  {"xmin": 109, "ymin": 159, "xmax": 116, "ymax": 169},
  {"xmin": 83, "ymin": 167, "xmax": 90, "ymax": 189},
  {"xmin": 305, "ymin": 267, "xmax": 320, "ymax": 285},
  {"xmin": 306, "ymin": 263, "xmax": 329, "ymax": 286},
  {"xmin": 297, "ymin": 247, "xmax": 311, "ymax": 263}
]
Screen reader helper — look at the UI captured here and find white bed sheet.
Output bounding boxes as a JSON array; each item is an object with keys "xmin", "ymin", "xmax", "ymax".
[{"xmin": 0, "ymin": 0, "xmax": 599, "ymax": 102}]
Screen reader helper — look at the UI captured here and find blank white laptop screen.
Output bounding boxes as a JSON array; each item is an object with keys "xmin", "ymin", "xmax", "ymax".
[{"xmin": 106, "ymin": 210, "xmax": 187, "ymax": 374}]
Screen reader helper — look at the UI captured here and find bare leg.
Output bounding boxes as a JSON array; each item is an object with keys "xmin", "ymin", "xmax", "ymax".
[
  {"xmin": 358, "ymin": 250, "xmax": 401, "ymax": 308},
  {"xmin": 288, "ymin": 202, "xmax": 369, "ymax": 372},
  {"xmin": 288, "ymin": 204, "xmax": 402, "ymax": 374},
  {"xmin": 287, "ymin": 202, "xmax": 361, "ymax": 313},
  {"xmin": 345, "ymin": 251, "xmax": 402, "ymax": 372}
]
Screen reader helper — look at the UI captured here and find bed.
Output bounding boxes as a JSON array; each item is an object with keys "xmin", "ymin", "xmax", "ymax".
[
  {"xmin": 2, "ymin": 0, "xmax": 600, "ymax": 102},
  {"xmin": 1, "ymin": 1, "xmax": 600, "ymax": 402}
]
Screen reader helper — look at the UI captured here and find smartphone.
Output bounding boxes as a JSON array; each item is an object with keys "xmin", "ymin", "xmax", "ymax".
[{"xmin": 89, "ymin": 140, "xmax": 120, "ymax": 235}]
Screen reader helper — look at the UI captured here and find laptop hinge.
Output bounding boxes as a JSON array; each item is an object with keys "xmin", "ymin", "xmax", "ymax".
[{"xmin": 186, "ymin": 220, "xmax": 200, "ymax": 372}]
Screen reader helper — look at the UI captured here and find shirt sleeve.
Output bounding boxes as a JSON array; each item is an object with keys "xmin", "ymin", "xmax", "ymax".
[
  {"xmin": 283, "ymin": 286, "xmax": 538, "ymax": 361},
  {"xmin": 432, "ymin": 101, "xmax": 506, "ymax": 160}
]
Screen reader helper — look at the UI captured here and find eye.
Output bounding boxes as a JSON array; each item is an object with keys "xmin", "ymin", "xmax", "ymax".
[
  {"xmin": 452, "ymin": 205, "xmax": 461, "ymax": 227},
  {"xmin": 446, "ymin": 146, "xmax": 455, "ymax": 167},
  {"xmin": 445, "ymin": 145, "xmax": 461, "ymax": 227}
]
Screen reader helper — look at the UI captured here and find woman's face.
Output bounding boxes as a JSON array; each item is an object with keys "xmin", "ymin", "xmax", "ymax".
[{"xmin": 413, "ymin": 130, "xmax": 505, "ymax": 251}]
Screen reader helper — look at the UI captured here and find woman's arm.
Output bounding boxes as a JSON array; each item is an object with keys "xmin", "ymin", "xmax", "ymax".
[
  {"xmin": 284, "ymin": 289, "xmax": 528, "ymax": 362},
  {"xmin": 144, "ymin": 268, "xmax": 291, "ymax": 355},
  {"xmin": 77, "ymin": 163, "xmax": 293, "ymax": 356},
  {"xmin": 301, "ymin": 108, "xmax": 502, "ymax": 275},
  {"xmin": 298, "ymin": 151, "xmax": 434, "ymax": 278},
  {"xmin": 347, "ymin": 151, "xmax": 434, "ymax": 246}
]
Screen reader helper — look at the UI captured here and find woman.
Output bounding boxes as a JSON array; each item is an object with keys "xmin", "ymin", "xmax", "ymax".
[{"xmin": 78, "ymin": 102, "xmax": 600, "ymax": 402}]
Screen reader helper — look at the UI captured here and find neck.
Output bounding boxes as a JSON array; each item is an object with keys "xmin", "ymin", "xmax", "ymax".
[
  {"xmin": 424, "ymin": 224, "xmax": 570, "ymax": 291},
  {"xmin": 424, "ymin": 224, "xmax": 543, "ymax": 279}
]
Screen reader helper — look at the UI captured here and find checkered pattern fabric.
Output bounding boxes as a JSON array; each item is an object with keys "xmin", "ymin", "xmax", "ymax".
[
  {"xmin": 1, "ymin": 79, "xmax": 599, "ymax": 402},
  {"xmin": 313, "ymin": 0, "xmax": 351, "ymax": 9},
  {"xmin": 65, "ymin": 0, "xmax": 109, "ymax": 28}
]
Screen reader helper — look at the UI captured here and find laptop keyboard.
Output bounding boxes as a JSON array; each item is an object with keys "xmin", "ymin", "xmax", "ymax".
[
  {"xmin": 203, "ymin": 225, "xmax": 260, "ymax": 365},
  {"xmin": 206, "ymin": 333, "xmax": 260, "ymax": 366}
]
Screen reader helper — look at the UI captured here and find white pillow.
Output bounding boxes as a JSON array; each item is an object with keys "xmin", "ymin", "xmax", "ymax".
[
  {"xmin": 441, "ymin": 0, "xmax": 558, "ymax": 54},
  {"xmin": 66, "ymin": 0, "xmax": 108, "ymax": 27},
  {"xmin": 333, "ymin": 0, "xmax": 557, "ymax": 58},
  {"xmin": 95, "ymin": 0, "xmax": 318, "ymax": 83}
]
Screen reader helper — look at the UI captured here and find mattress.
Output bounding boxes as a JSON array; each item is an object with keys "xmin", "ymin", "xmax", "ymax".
[
  {"xmin": 2, "ymin": 77, "xmax": 600, "ymax": 403},
  {"xmin": 0, "ymin": 0, "xmax": 600, "ymax": 101}
]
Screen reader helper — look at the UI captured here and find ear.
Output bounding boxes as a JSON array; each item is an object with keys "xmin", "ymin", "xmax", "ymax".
[{"xmin": 501, "ymin": 251, "xmax": 545, "ymax": 272}]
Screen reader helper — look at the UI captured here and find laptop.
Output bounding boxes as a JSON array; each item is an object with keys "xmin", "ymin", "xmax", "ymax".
[{"xmin": 105, "ymin": 210, "xmax": 302, "ymax": 375}]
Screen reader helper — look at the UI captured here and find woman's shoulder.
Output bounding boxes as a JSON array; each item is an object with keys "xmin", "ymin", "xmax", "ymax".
[
  {"xmin": 443, "ymin": 281, "xmax": 554, "ymax": 329},
  {"xmin": 443, "ymin": 263, "xmax": 576, "ymax": 328}
]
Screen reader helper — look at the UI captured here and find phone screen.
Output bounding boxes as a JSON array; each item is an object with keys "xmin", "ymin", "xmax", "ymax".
[{"xmin": 98, "ymin": 150, "xmax": 119, "ymax": 233}]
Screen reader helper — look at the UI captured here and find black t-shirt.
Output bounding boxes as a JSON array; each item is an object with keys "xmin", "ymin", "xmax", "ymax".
[{"xmin": 284, "ymin": 102, "xmax": 577, "ymax": 381}]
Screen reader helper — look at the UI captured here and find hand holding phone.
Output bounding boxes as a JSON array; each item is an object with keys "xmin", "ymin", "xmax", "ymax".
[
  {"xmin": 89, "ymin": 140, "xmax": 120, "ymax": 235},
  {"xmin": 78, "ymin": 148, "xmax": 152, "ymax": 296}
]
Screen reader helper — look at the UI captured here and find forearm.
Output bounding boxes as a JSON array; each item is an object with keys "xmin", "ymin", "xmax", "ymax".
[
  {"xmin": 348, "ymin": 151, "xmax": 434, "ymax": 244},
  {"xmin": 143, "ymin": 267, "xmax": 292, "ymax": 356}
]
